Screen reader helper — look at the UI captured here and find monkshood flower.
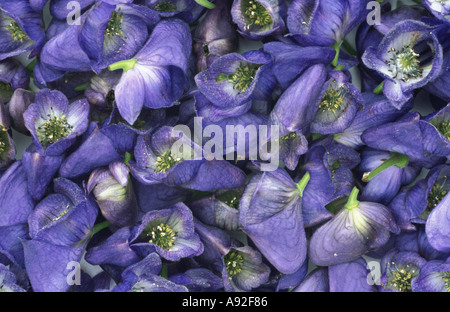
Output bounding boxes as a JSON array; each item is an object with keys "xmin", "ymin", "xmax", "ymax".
[
  {"xmin": 230, "ymin": 0, "xmax": 285, "ymax": 40},
  {"xmin": 87, "ymin": 161, "xmax": 138, "ymax": 228},
  {"xmin": 145, "ymin": 0, "xmax": 206, "ymax": 24},
  {"xmin": 193, "ymin": 0, "xmax": 238, "ymax": 73},
  {"xmin": 59, "ymin": 122, "xmax": 136, "ymax": 179},
  {"xmin": 112, "ymin": 252, "xmax": 189, "ymax": 292},
  {"xmin": 309, "ymin": 187, "xmax": 399, "ymax": 266},
  {"xmin": 378, "ymin": 249, "xmax": 427, "ymax": 292},
  {"xmin": 359, "ymin": 148, "xmax": 421, "ymax": 205},
  {"xmin": 23, "ymin": 178, "xmax": 98, "ymax": 292},
  {"xmin": 23, "ymin": 89, "xmax": 89, "ymax": 157},
  {"xmin": 189, "ymin": 188, "xmax": 244, "ymax": 231},
  {"xmin": 361, "ymin": 112, "xmax": 449, "ymax": 168},
  {"xmin": 334, "ymin": 93, "xmax": 413, "ymax": 149},
  {"xmin": 0, "ymin": 59, "xmax": 29, "ymax": 103},
  {"xmin": 0, "ymin": 103, "xmax": 15, "ymax": 170},
  {"xmin": 7, "ymin": 88, "xmax": 34, "ymax": 135},
  {"xmin": 239, "ymin": 166, "xmax": 310, "ymax": 274},
  {"xmin": 129, "ymin": 126, "xmax": 246, "ymax": 191},
  {"xmin": 362, "ymin": 20, "xmax": 444, "ymax": 108},
  {"xmin": 425, "ymin": 49, "xmax": 450, "ymax": 103},
  {"xmin": 424, "ymin": 0, "xmax": 450, "ymax": 19},
  {"xmin": 422, "ymin": 102, "xmax": 450, "ymax": 158},
  {"xmin": 194, "ymin": 50, "xmax": 276, "ymax": 109},
  {"xmin": 87, "ymin": 202, "xmax": 203, "ymax": 265},
  {"xmin": 293, "ymin": 258, "xmax": 377, "ymax": 292},
  {"xmin": 0, "ymin": 264, "xmax": 26, "ymax": 292},
  {"xmin": 412, "ymin": 257, "xmax": 450, "ymax": 292},
  {"xmin": 286, "ymin": 0, "xmax": 369, "ymax": 47},
  {"xmin": 169, "ymin": 268, "xmax": 223, "ymax": 292},
  {"xmin": 426, "ymin": 184, "xmax": 450, "ymax": 252},
  {"xmin": 0, "ymin": 0, "xmax": 46, "ymax": 60},
  {"xmin": 262, "ymin": 41, "xmax": 335, "ymax": 90},
  {"xmin": 403, "ymin": 165, "xmax": 450, "ymax": 225},
  {"xmin": 22, "ymin": 144, "xmax": 65, "ymax": 201},
  {"xmin": 108, "ymin": 19, "xmax": 191, "ymax": 125},
  {"xmin": 194, "ymin": 220, "xmax": 270, "ymax": 292}
]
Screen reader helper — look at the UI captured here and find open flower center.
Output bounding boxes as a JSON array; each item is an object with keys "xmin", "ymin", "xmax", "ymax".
[
  {"xmin": 386, "ymin": 45, "xmax": 423, "ymax": 82},
  {"xmin": 217, "ymin": 190, "xmax": 242, "ymax": 209},
  {"xmin": 7, "ymin": 21, "xmax": 28, "ymax": 43},
  {"xmin": 144, "ymin": 223, "xmax": 176, "ymax": 250},
  {"xmin": 386, "ymin": 263, "xmax": 418, "ymax": 292},
  {"xmin": 0, "ymin": 129, "xmax": 8, "ymax": 154},
  {"xmin": 319, "ymin": 86, "xmax": 345, "ymax": 114},
  {"xmin": 280, "ymin": 132, "xmax": 297, "ymax": 140},
  {"xmin": 442, "ymin": 271, "xmax": 450, "ymax": 292},
  {"xmin": 435, "ymin": 121, "xmax": 450, "ymax": 140},
  {"xmin": 241, "ymin": 0, "xmax": 272, "ymax": 28},
  {"xmin": 36, "ymin": 108, "xmax": 73, "ymax": 145},
  {"xmin": 427, "ymin": 183, "xmax": 448, "ymax": 211},
  {"xmin": 224, "ymin": 249, "xmax": 244, "ymax": 278},
  {"xmin": 217, "ymin": 63, "xmax": 259, "ymax": 93},
  {"xmin": 105, "ymin": 11, "xmax": 124, "ymax": 37},
  {"xmin": 154, "ymin": 150, "xmax": 183, "ymax": 173},
  {"xmin": 0, "ymin": 81, "xmax": 12, "ymax": 94},
  {"xmin": 154, "ymin": 1, "xmax": 177, "ymax": 11}
]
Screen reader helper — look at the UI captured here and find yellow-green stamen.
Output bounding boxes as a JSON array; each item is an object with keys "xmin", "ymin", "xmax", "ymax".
[
  {"xmin": 105, "ymin": 11, "xmax": 124, "ymax": 37},
  {"xmin": 442, "ymin": 271, "xmax": 450, "ymax": 292},
  {"xmin": 217, "ymin": 63, "xmax": 260, "ymax": 93},
  {"xmin": 386, "ymin": 262, "xmax": 418, "ymax": 292},
  {"xmin": 143, "ymin": 223, "xmax": 176, "ymax": 250},
  {"xmin": 241, "ymin": 0, "xmax": 272, "ymax": 28},
  {"xmin": 7, "ymin": 22, "xmax": 28, "ymax": 43},
  {"xmin": 217, "ymin": 190, "xmax": 242, "ymax": 209},
  {"xmin": 36, "ymin": 108, "xmax": 73, "ymax": 146},
  {"xmin": 386, "ymin": 45, "xmax": 423, "ymax": 82},
  {"xmin": 320, "ymin": 85, "xmax": 345, "ymax": 114},
  {"xmin": 0, "ymin": 128, "xmax": 8, "ymax": 154},
  {"xmin": 153, "ymin": 151, "xmax": 183, "ymax": 173},
  {"xmin": 154, "ymin": 1, "xmax": 177, "ymax": 11},
  {"xmin": 224, "ymin": 249, "xmax": 244, "ymax": 278}
]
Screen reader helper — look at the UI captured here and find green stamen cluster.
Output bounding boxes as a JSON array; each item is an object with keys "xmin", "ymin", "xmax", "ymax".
[
  {"xmin": 154, "ymin": 1, "xmax": 177, "ymax": 12},
  {"xmin": 435, "ymin": 121, "xmax": 450, "ymax": 140},
  {"xmin": 442, "ymin": 271, "xmax": 450, "ymax": 292},
  {"xmin": 7, "ymin": 22, "xmax": 28, "ymax": 43},
  {"xmin": 386, "ymin": 45, "xmax": 423, "ymax": 82},
  {"xmin": 106, "ymin": 89, "xmax": 115, "ymax": 107},
  {"xmin": 224, "ymin": 249, "xmax": 244, "ymax": 278},
  {"xmin": 217, "ymin": 191, "xmax": 242, "ymax": 209},
  {"xmin": 0, "ymin": 128, "xmax": 8, "ymax": 154},
  {"xmin": 427, "ymin": 183, "xmax": 448, "ymax": 211},
  {"xmin": 387, "ymin": 263, "xmax": 417, "ymax": 292},
  {"xmin": 143, "ymin": 223, "xmax": 176, "ymax": 250},
  {"xmin": 105, "ymin": 11, "xmax": 124, "ymax": 37},
  {"xmin": 154, "ymin": 151, "xmax": 183, "ymax": 173},
  {"xmin": 36, "ymin": 108, "xmax": 73, "ymax": 145},
  {"xmin": 241, "ymin": 0, "xmax": 272, "ymax": 28},
  {"xmin": 217, "ymin": 63, "xmax": 259, "ymax": 93},
  {"xmin": 280, "ymin": 132, "xmax": 297, "ymax": 140},
  {"xmin": 0, "ymin": 82, "xmax": 12, "ymax": 93},
  {"xmin": 320, "ymin": 87, "xmax": 345, "ymax": 114}
]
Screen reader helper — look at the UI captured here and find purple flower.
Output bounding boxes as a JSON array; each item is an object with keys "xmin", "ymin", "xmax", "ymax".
[
  {"xmin": 239, "ymin": 167, "xmax": 310, "ymax": 274},
  {"xmin": 145, "ymin": 0, "xmax": 206, "ymax": 24},
  {"xmin": 0, "ymin": 0, "xmax": 46, "ymax": 60},
  {"xmin": 424, "ymin": 0, "xmax": 450, "ymax": 19},
  {"xmin": 87, "ymin": 161, "xmax": 138, "ymax": 228},
  {"xmin": 231, "ymin": 0, "xmax": 285, "ymax": 40},
  {"xmin": 7, "ymin": 88, "xmax": 35, "ymax": 135},
  {"xmin": 0, "ymin": 103, "xmax": 15, "ymax": 170},
  {"xmin": 195, "ymin": 50, "xmax": 276, "ymax": 109},
  {"xmin": 193, "ymin": 0, "xmax": 238, "ymax": 73},
  {"xmin": 0, "ymin": 59, "xmax": 29, "ymax": 103},
  {"xmin": 412, "ymin": 257, "xmax": 450, "ymax": 292},
  {"xmin": 309, "ymin": 187, "xmax": 399, "ymax": 266},
  {"xmin": 24, "ymin": 89, "xmax": 90, "ymax": 156},
  {"xmin": 362, "ymin": 20, "xmax": 444, "ymax": 108},
  {"xmin": 129, "ymin": 126, "xmax": 246, "ymax": 191},
  {"xmin": 287, "ymin": 0, "xmax": 370, "ymax": 47},
  {"xmin": 0, "ymin": 263, "xmax": 26, "ymax": 292},
  {"xmin": 426, "ymin": 184, "xmax": 450, "ymax": 253},
  {"xmin": 108, "ymin": 19, "xmax": 191, "ymax": 125}
]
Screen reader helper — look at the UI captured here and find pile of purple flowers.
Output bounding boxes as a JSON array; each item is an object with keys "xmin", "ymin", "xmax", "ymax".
[{"xmin": 0, "ymin": 0, "xmax": 449, "ymax": 293}]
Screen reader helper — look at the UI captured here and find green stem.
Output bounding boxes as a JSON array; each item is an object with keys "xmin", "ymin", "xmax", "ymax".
[
  {"xmin": 26, "ymin": 59, "xmax": 37, "ymax": 73},
  {"xmin": 373, "ymin": 81, "xmax": 385, "ymax": 95},
  {"xmin": 296, "ymin": 172, "xmax": 311, "ymax": 197},
  {"xmin": 331, "ymin": 41, "xmax": 343, "ymax": 68},
  {"xmin": 92, "ymin": 221, "xmax": 111, "ymax": 235},
  {"xmin": 160, "ymin": 264, "xmax": 168, "ymax": 279},
  {"xmin": 362, "ymin": 152, "xmax": 409, "ymax": 182},
  {"xmin": 124, "ymin": 152, "xmax": 131, "ymax": 167},
  {"xmin": 194, "ymin": 0, "xmax": 215, "ymax": 9},
  {"xmin": 345, "ymin": 187, "xmax": 360, "ymax": 210},
  {"xmin": 109, "ymin": 59, "xmax": 137, "ymax": 72},
  {"xmin": 342, "ymin": 40, "xmax": 357, "ymax": 57}
]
